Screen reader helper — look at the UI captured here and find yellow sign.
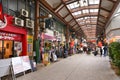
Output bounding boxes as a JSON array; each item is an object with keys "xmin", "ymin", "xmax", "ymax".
[{"xmin": 27, "ymin": 35, "xmax": 33, "ymax": 57}]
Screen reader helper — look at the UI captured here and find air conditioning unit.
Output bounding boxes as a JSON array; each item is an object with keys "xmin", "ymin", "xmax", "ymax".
[
  {"xmin": 14, "ymin": 17, "xmax": 24, "ymax": 27},
  {"xmin": 20, "ymin": 9, "xmax": 29, "ymax": 17},
  {"xmin": 26, "ymin": 19, "xmax": 34, "ymax": 29}
]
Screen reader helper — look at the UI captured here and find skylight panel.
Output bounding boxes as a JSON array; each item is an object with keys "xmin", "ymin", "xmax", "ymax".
[
  {"xmin": 114, "ymin": 7, "xmax": 120, "ymax": 17},
  {"xmin": 67, "ymin": 1, "xmax": 80, "ymax": 9},
  {"xmin": 86, "ymin": 21, "xmax": 90, "ymax": 23},
  {"xmin": 74, "ymin": 2, "xmax": 80, "ymax": 8},
  {"xmin": 117, "ymin": 7, "xmax": 120, "ymax": 13},
  {"xmin": 72, "ymin": 11, "xmax": 81, "ymax": 16},
  {"xmin": 91, "ymin": 20, "xmax": 97, "ymax": 22},
  {"xmin": 89, "ymin": 0, "xmax": 94, "ymax": 4},
  {"xmin": 94, "ymin": 0, "xmax": 100, "ymax": 4},
  {"xmin": 76, "ymin": 18, "xmax": 81, "ymax": 21},
  {"xmin": 69, "ymin": 3, "xmax": 75, "ymax": 9},
  {"xmin": 84, "ymin": 17, "xmax": 90, "ymax": 19},
  {"xmin": 82, "ymin": 9, "xmax": 89, "ymax": 14},
  {"xmin": 80, "ymin": 0, "xmax": 88, "ymax": 7},
  {"xmin": 91, "ymin": 16, "xmax": 97, "ymax": 18},
  {"xmin": 79, "ymin": 18, "xmax": 84, "ymax": 20},
  {"xmin": 90, "ymin": 9, "xmax": 98, "ymax": 12},
  {"xmin": 89, "ymin": 0, "xmax": 100, "ymax": 5},
  {"xmin": 79, "ymin": 21, "xmax": 85, "ymax": 24}
]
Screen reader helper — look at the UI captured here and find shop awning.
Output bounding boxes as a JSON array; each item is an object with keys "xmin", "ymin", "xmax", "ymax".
[{"xmin": 43, "ymin": 34, "xmax": 56, "ymax": 41}]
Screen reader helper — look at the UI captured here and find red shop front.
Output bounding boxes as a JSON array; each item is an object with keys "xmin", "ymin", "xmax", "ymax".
[{"xmin": 0, "ymin": 14, "xmax": 27, "ymax": 59}]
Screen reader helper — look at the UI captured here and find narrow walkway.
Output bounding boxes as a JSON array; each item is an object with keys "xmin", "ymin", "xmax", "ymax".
[{"xmin": 17, "ymin": 54, "xmax": 120, "ymax": 80}]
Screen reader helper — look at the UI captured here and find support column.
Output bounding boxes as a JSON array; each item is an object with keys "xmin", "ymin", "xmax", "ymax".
[
  {"xmin": 66, "ymin": 25, "xmax": 69, "ymax": 48},
  {"xmin": 34, "ymin": 0, "xmax": 40, "ymax": 63},
  {"xmin": 34, "ymin": 0, "xmax": 39, "ymax": 40}
]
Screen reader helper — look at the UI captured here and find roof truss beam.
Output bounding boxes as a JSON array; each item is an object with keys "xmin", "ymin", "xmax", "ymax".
[
  {"xmin": 53, "ymin": 2, "xmax": 63, "ymax": 11},
  {"xmin": 100, "ymin": 7, "xmax": 111, "ymax": 13}
]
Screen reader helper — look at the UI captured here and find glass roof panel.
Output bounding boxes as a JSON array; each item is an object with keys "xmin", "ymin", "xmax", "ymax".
[
  {"xmin": 79, "ymin": 0, "xmax": 88, "ymax": 7},
  {"xmin": 72, "ymin": 11, "xmax": 81, "ymax": 16},
  {"xmin": 76, "ymin": 18, "xmax": 84, "ymax": 21},
  {"xmin": 66, "ymin": 0, "xmax": 100, "ymax": 39},
  {"xmin": 89, "ymin": 0, "xmax": 100, "ymax": 5},
  {"xmin": 91, "ymin": 16, "xmax": 97, "ymax": 18},
  {"xmin": 84, "ymin": 16, "xmax": 90, "ymax": 19},
  {"xmin": 82, "ymin": 9, "xmax": 89, "ymax": 14},
  {"xmin": 67, "ymin": 1, "xmax": 80, "ymax": 9},
  {"xmin": 114, "ymin": 6, "xmax": 120, "ymax": 17},
  {"xmin": 90, "ymin": 9, "xmax": 98, "ymax": 12}
]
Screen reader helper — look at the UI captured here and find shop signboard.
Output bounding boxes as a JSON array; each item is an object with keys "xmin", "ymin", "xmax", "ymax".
[
  {"xmin": 0, "ymin": 59, "xmax": 11, "ymax": 77},
  {"xmin": 21, "ymin": 56, "xmax": 31, "ymax": 71},
  {"xmin": 0, "ymin": 31, "xmax": 22, "ymax": 41},
  {"xmin": 12, "ymin": 57, "xmax": 24, "ymax": 74},
  {"xmin": 0, "ymin": 13, "xmax": 27, "ymax": 56},
  {"xmin": 12, "ymin": 56, "xmax": 31, "ymax": 75}
]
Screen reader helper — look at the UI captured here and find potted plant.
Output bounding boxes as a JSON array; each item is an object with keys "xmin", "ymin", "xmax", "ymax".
[{"xmin": 109, "ymin": 42, "xmax": 120, "ymax": 75}]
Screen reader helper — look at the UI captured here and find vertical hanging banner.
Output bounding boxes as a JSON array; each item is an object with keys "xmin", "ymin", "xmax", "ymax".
[{"xmin": 27, "ymin": 35, "xmax": 33, "ymax": 57}]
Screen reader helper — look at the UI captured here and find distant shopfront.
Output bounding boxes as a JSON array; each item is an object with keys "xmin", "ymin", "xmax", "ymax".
[{"xmin": 0, "ymin": 14, "xmax": 27, "ymax": 59}]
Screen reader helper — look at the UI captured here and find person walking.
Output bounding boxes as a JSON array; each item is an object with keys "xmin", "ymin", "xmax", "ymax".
[
  {"xmin": 96, "ymin": 46, "xmax": 100, "ymax": 55},
  {"xmin": 100, "ymin": 47, "xmax": 103, "ymax": 56},
  {"xmin": 103, "ymin": 45, "xmax": 107, "ymax": 57}
]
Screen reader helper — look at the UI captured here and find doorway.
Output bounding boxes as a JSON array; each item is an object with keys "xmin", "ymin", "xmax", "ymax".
[
  {"xmin": 4, "ymin": 40, "xmax": 13, "ymax": 58},
  {"xmin": 0, "ymin": 40, "xmax": 13, "ymax": 59}
]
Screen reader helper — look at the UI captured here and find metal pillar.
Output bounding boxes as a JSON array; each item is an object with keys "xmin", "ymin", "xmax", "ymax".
[{"xmin": 34, "ymin": 0, "xmax": 40, "ymax": 63}]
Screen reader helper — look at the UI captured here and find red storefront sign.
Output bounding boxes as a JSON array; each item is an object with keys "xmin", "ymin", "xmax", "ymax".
[
  {"xmin": 0, "ymin": 14, "xmax": 27, "ymax": 56},
  {"xmin": 0, "ymin": 31, "xmax": 22, "ymax": 41}
]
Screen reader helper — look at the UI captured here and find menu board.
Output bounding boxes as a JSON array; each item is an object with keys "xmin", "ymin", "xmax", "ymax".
[
  {"xmin": 0, "ymin": 59, "xmax": 11, "ymax": 77},
  {"xmin": 12, "ymin": 56, "xmax": 31, "ymax": 75},
  {"xmin": 12, "ymin": 57, "xmax": 24, "ymax": 74},
  {"xmin": 21, "ymin": 56, "xmax": 31, "ymax": 71}
]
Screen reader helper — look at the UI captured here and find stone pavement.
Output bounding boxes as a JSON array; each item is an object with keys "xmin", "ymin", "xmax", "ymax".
[{"xmin": 16, "ymin": 54, "xmax": 120, "ymax": 80}]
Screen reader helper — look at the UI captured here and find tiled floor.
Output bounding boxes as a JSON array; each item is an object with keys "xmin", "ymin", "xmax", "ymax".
[{"xmin": 16, "ymin": 54, "xmax": 120, "ymax": 80}]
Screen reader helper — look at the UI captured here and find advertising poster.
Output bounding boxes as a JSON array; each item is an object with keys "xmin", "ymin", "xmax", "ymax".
[
  {"xmin": 14, "ymin": 41, "xmax": 22, "ymax": 56},
  {"xmin": 27, "ymin": 35, "xmax": 33, "ymax": 57}
]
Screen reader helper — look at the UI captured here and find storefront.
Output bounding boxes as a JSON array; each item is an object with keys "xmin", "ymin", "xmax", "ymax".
[{"xmin": 0, "ymin": 14, "xmax": 27, "ymax": 59}]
